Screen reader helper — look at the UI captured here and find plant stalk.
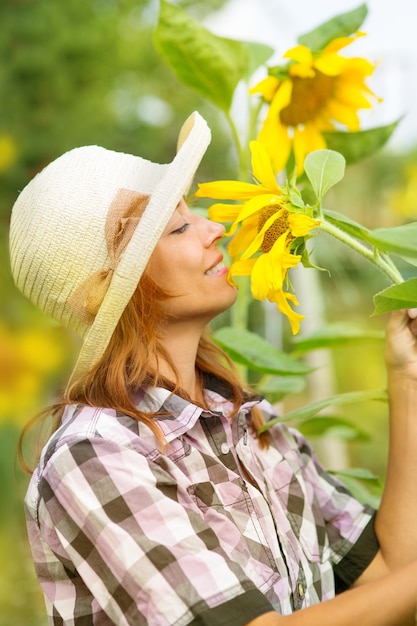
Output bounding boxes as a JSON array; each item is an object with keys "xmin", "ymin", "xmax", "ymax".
[{"xmin": 320, "ymin": 218, "xmax": 404, "ymax": 285}]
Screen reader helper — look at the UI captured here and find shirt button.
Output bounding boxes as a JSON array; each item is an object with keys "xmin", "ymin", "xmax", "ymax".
[
  {"xmin": 220, "ymin": 442, "xmax": 230, "ymax": 455},
  {"xmin": 298, "ymin": 582, "xmax": 305, "ymax": 598}
]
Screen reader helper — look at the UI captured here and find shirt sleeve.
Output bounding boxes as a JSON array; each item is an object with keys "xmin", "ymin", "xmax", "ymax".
[
  {"xmin": 288, "ymin": 428, "xmax": 379, "ymax": 585},
  {"xmin": 39, "ymin": 436, "xmax": 273, "ymax": 626}
]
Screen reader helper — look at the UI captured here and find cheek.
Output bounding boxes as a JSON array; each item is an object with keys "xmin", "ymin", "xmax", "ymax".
[{"xmin": 146, "ymin": 259, "xmax": 172, "ymax": 290}]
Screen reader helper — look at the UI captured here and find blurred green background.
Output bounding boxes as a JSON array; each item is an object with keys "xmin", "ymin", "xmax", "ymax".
[{"xmin": 1, "ymin": 1, "xmax": 416, "ymax": 623}]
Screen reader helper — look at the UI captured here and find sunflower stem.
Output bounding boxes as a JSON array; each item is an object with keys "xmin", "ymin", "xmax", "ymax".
[
  {"xmin": 224, "ymin": 110, "xmax": 248, "ymax": 180},
  {"xmin": 230, "ymin": 276, "xmax": 250, "ymax": 382},
  {"xmin": 248, "ymin": 97, "xmax": 264, "ymax": 143},
  {"xmin": 320, "ymin": 218, "xmax": 404, "ymax": 284}
]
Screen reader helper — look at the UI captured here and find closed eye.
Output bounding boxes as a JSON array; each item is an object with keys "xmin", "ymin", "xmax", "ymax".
[{"xmin": 171, "ymin": 222, "xmax": 190, "ymax": 235}]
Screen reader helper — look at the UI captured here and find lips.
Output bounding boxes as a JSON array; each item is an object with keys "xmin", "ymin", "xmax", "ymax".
[{"xmin": 205, "ymin": 260, "xmax": 226, "ymax": 276}]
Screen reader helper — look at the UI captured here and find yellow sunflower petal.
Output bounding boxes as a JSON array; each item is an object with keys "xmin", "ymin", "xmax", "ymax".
[
  {"xmin": 228, "ymin": 220, "xmax": 259, "ymax": 258},
  {"xmin": 333, "ymin": 82, "xmax": 373, "ymax": 109},
  {"xmin": 293, "ymin": 125, "xmax": 326, "ymax": 176},
  {"xmin": 323, "ymin": 32, "xmax": 365, "ymax": 54},
  {"xmin": 196, "ymin": 180, "xmax": 270, "ymax": 201},
  {"xmin": 224, "ymin": 194, "xmax": 280, "ymax": 240},
  {"xmin": 288, "ymin": 213, "xmax": 321, "ymax": 237},
  {"xmin": 241, "ymin": 210, "xmax": 286, "ymax": 261},
  {"xmin": 256, "ymin": 233, "xmax": 301, "ymax": 294},
  {"xmin": 207, "ymin": 203, "xmax": 241, "ymax": 223},
  {"xmin": 235, "ymin": 193, "xmax": 282, "ymax": 224},
  {"xmin": 284, "ymin": 44, "xmax": 313, "ymax": 66},
  {"xmin": 258, "ymin": 82, "xmax": 293, "ymax": 174},
  {"xmin": 249, "ymin": 75, "xmax": 280, "ymax": 101},
  {"xmin": 229, "ymin": 258, "xmax": 256, "ymax": 278},
  {"xmin": 350, "ymin": 56, "xmax": 376, "ymax": 77},
  {"xmin": 269, "ymin": 235, "xmax": 301, "ymax": 283},
  {"xmin": 250, "ymin": 254, "xmax": 274, "ymax": 300},
  {"xmin": 325, "ymin": 99, "xmax": 360, "ymax": 130},
  {"xmin": 271, "ymin": 290, "xmax": 304, "ymax": 334},
  {"xmin": 250, "ymin": 141, "xmax": 281, "ymax": 192},
  {"xmin": 314, "ymin": 52, "xmax": 348, "ymax": 77}
]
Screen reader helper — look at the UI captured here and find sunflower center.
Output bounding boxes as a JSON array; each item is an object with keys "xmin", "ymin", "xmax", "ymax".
[
  {"xmin": 280, "ymin": 70, "xmax": 335, "ymax": 126},
  {"xmin": 258, "ymin": 205, "xmax": 290, "ymax": 253}
]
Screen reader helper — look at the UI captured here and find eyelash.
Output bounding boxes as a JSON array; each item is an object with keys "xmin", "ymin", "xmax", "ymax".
[{"xmin": 171, "ymin": 222, "xmax": 190, "ymax": 235}]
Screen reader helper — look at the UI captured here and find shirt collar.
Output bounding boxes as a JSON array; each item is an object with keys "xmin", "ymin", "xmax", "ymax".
[{"xmin": 133, "ymin": 379, "xmax": 262, "ymax": 443}]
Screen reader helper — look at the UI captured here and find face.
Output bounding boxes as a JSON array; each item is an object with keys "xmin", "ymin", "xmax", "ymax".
[{"xmin": 145, "ymin": 199, "xmax": 237, "ymax": 326}]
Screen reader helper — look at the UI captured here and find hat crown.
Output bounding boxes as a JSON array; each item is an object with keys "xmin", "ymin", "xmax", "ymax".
[
  {"xmin": 9, "ymin": 111, "xmax": 211, "ymax": 383},
  {"xmin": 9, "ymin": 145, "xmax": 166, "ymax": 336}
]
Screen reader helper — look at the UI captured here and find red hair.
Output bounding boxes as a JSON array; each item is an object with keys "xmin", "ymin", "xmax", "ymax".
[{"xmin": 19, "ymin": 274, "xmax": 268, "ymax": 473}]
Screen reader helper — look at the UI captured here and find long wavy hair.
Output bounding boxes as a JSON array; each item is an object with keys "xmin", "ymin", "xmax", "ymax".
[{"xmin": 19, "ymin": 273, "xmax": 268, "ymax": 473}]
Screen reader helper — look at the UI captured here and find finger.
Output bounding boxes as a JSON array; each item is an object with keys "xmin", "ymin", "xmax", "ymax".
[{"xmin": 407, "ymin": 308, "xmax": 417, "ymax": 320}]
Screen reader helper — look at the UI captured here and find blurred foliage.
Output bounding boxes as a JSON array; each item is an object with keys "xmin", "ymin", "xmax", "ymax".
[
  {"xmin": 1, "ymin": 0, "xmax": 231, "ymax": 623},
  {"xmin": 0, "ymin": 0, "xmax": 416, "ymax": 623}
]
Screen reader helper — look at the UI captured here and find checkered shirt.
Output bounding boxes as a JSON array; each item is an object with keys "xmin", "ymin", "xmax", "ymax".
[{"xmin": 25, "ymin": 380, "xmax": 378, "ymax": 625}]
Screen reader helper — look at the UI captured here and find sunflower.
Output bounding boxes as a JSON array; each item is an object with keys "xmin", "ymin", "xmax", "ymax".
[
  {"xmin": 251, "ymin": 32, "xmax": 380, "ymax": 175},
  {"xmin": 196, "ymin": 141, "xmax": 320, "ymax": 333}
]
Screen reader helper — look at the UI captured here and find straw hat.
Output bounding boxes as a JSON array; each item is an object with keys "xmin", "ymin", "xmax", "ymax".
[{"xmin": 9, "ymin": 111, "xmax": 211, "ymax": 384}]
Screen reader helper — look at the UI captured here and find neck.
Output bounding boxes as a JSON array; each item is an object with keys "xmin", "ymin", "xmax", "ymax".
[{"xmin": 154, "ymin": 320, "xmax": 206, "ymax": 401}]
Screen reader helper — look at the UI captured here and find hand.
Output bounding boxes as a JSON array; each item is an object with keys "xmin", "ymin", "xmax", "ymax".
[{"xmin": 384, "ymin": 308, "xmax": 417, "ymax": 379}]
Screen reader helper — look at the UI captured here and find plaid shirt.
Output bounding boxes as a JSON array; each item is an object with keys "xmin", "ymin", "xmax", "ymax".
[{"xmin": 25, "ymin": 379, "xmax": 378, "ymax": 625}]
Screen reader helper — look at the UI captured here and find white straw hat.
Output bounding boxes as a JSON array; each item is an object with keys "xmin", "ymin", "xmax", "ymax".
[{"xmin": 9, "ymin": 111, "xmax": 211, "ymax": 384}]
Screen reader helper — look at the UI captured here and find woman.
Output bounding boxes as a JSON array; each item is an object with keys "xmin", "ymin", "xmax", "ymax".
[{"xmin": 9, "ymin": 112, "xmax": 417, "ymax": 625}]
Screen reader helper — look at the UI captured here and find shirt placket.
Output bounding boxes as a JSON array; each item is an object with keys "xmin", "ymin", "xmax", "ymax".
[{"xmin": 233, "ymin": 410, "xmax": 309, "ymax": 611}]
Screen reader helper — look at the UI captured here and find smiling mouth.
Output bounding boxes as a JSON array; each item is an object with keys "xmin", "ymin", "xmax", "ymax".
[{"xmin": 205, "ymin": 261, "xmax": 226, "ymax": 276}]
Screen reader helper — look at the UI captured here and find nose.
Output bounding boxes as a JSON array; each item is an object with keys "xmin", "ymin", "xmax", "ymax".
[{"xmin": 200, "ymin": 216, "xmax": 225, "ymax": 246}]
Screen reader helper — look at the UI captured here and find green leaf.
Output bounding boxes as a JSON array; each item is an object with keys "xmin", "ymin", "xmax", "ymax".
[
  {"xmin": 299, "ymin": 416, "xmax": 370, "ymax": 441},
  {"xmin": 299, "ymin": 246, "xmax": 328, "ymax": 273},
  {"xmin": 268, "ymin": 63, "xmax": 292, "ymax": 81},
  {"xmin": 304, "ymin": 150, "xmax": 346, "ymax": 201},
  {"xmin": 242, "ymin": 40, "xmax": 275, "ymax": 78},
  {"xmin": 323, "ymin": 209, "xmax": 371, "ymax": 242},
  {"xmin": 372, "ymin": 278, "xmax": 417, "ymax": 315},
  {"xmin": 259, "ymin": 388, "xmax": 387, "ymax": 431},
  {"xmin": 401, "ymin": 256, "xmax": 417, "ymax": 268},
  {"xmin": 213, "ymin": 327, "xmax": 312, "ymax": 375},
  {"xmin": 256, "ymin": 376, "xmax": 306, "ymax": 402},
  {"xmin": 323, "ymin": 119, "xmax": 401, "ymax": 164},
  {"xmin": 330, "ymin": 467, "xmax": 380, "ymax": 481},
  {"xmin": 367, "ymin": 222, "xmax": 417, "ymax": 258},
  {"xmin": 330, "ymin": 473, "xmax": 381, "ymax": 507},
  {"xmin": 154, "ymin": 0, "xmax": 248, "ymax": 112},
  {"xmin": 292, "ymin": 324, "xmax": 384, "ymax": 353},
  {"xmin": 298, "ymin": 4, "xmax": 368, "ymax": 51}
]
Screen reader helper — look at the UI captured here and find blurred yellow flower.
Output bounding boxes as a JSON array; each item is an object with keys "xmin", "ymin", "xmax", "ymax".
[
  {"xmin": 0, "ymin": 322, "xmax": 72, "ymax": 424},
  {"xmin": 196, "ymin": 141, "xmax": 320, "ymax": 333},
  {"xmin": 391, "ymin": 164, "xmax": 417, "ymax": 218},
  {"xmin": 0, "ymin": 134, "xmax": 18, "ymax": 172},
  {"xmin": 251, "ymin": 33, "xmax": 380, "ymax": 175}
]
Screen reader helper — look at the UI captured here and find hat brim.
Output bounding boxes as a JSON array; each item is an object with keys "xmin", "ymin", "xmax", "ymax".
[{"xmin": 68, "ymin": 112, "xmax": 211, "ymax": 386}]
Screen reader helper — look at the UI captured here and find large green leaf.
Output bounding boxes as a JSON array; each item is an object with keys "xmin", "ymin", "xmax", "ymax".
[
  {"xmin": 292, "ymin": 323, "xmax": 384, "ymax": 353},
  {"xmin": 299, "ymin": 416, "xmax": 370, "ymax": 441},
  {"xmin": 242, "ymin": 40, "xmax": 275, "ymax": 78},
  {"xmin": 330, "ymin": 472, "xmax": 382, "ymax": 507},
  {"xmin": 331, "ymin": 467, "xmax": 380, "ymax": 481},
  {"xmin": 213, "ymin": 327, "xmax": 311, "ymax": 375},
  {"xmin": 323, "ymin": 119, "xmax": 401, "ymax": 164},
  {"xmin": 154, "ymin": 1, "xmax": 270, "ymax": 112},
  {"xmin": 259, "ymin": 388, "xmax": 387, "ymax": 431},
  {"xmin": 298, "ymin": 4, "xmax": 368, "ymax": 51},
  {"xmin": 323, "ymin": 210, "xmax": 371, "ymax": 242},
  {"xmin": 256, "ymin": 375, "xmax": 306, "ymax": 402},
  {"xmin": 304, "ymin": 150, "xmax": 346, "ymax": 201},
  {"xmin": 367, "ymin": 222, "xmax": 417, "ymax": 258},
  {"xmin": 372, "ymin": 278, "xmax": 417, "ymax": 315}
]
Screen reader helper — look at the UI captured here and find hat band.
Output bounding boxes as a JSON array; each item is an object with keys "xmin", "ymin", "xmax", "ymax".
[{"xmin": 68, "ymin": 188, "xmax": 150, "ymax": 325}]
